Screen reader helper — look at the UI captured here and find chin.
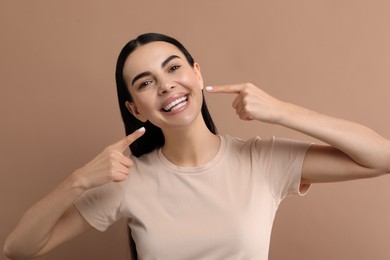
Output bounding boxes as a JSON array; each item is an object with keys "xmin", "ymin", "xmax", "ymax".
[{"xmin": 157, "ymin": 110, "xmax": 203, "ymax": 130}]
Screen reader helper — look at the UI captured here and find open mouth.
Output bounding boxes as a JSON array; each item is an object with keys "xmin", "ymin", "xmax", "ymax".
[{"xmin": 161, "ymin": 95, "xmax": 189, "ymax": 112}]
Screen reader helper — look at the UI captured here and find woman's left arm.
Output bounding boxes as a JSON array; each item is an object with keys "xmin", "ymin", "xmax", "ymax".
[{"xmin": 206, "ymin": 83, "xmax": 390, "ymax": 183}]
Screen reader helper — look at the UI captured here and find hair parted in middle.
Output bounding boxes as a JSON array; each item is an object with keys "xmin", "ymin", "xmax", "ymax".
[{"xmin": 115, "ymin": 32, "xmax": 217, "ymax": 158}]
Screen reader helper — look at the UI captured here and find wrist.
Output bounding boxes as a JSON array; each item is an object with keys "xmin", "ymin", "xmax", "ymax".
[
  {"xmin": 66, "ymin": 169, "xmax": 89, "ymax": 193},
  {"xmin": 275, "ymin": 101, "xmax": 311, "ymax": 126},
  {"xmin": 270, "ymin": 100, "xmax": 296, "ymax": 125}
]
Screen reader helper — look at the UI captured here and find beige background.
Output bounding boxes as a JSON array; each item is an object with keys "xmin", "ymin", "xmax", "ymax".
[{"xmin": 1, "ymin": 0, "xmax": 390, "ymax": 259}]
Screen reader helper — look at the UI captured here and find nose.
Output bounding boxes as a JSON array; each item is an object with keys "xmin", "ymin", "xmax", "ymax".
[{"xmin": 158, "ymin": 81, "xmax": 175, "ymax": 95}]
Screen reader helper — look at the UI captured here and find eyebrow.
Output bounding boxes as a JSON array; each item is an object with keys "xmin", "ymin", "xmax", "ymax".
[{"xmin": 131, "ymin": 55, "xmax": 181, "ymax": 86}]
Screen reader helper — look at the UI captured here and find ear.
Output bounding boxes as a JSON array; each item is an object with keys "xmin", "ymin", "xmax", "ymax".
[
  {"xmin": 193, "ymin": 62, "xmax": 204, "ymax": 90},
  {"xmin": 125, "ymin": 101, "xmax": 148, "ymax": 122}
]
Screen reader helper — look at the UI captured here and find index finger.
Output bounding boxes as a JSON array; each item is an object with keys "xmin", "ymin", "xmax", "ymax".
[
  {"xmin": 112, "ymin": 127, "xmax": 146, "ymax": 152},
  {"xmin": 205, "ymin": 84, "xmax": 244, "ymax": 94}
]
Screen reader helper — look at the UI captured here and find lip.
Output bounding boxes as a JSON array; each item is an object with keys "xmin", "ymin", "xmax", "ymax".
[{"xmin": 160, "ymin": 93, "xmax": 189, "ymax": 111}]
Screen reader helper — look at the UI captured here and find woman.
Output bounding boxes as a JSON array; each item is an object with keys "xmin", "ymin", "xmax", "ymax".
[{"xmin": 4, "ymin": 33, "xmax": 390, "ymax": 259}]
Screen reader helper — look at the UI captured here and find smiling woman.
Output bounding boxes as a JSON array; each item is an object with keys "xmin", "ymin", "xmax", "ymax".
[
  {"xmin": 115, "ymin": 33, "xmax": 217, "ymax": 158},
  {"xmin": 123, "ymin": 42, "xmax": 205, "ymax": 131},
  {"xmin": 3, "ymin": 33, "xmax": 390, "ymax": 260}
]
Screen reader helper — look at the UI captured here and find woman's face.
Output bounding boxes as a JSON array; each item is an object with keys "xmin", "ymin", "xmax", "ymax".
[{"xmin": 123, "ymin": 41, "xmax": 204, "ymax": 130}]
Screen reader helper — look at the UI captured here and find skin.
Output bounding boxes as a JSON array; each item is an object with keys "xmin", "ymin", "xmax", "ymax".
[
  {"xmin": 4, "ymin": 41, "xmax": 390, "ymax": 259},
  {"xmin": 205, "ymin": 83, "xmax": 390, "ymax": 182},
  {"xmin": 123, "ymin": 41, "xmax": 220, "ymax": 166},
  {"xmin": 3, "ymin": 129, "xmax": 145, "ymax": 259}
]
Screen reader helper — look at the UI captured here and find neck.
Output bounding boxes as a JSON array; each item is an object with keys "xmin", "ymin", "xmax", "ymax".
[{"xmin": 161, "ymin": 116, "xmax": 220, "ymax": 167}]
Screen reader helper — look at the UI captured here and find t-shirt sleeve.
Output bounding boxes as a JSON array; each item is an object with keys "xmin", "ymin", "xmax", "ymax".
[
  {"xmin": 74, "ymin": 181, "xmax": 125, "ymax": 232},
  {"xmin": 252, "ymin": 136, "xmax": 311, "ymax": 201}
]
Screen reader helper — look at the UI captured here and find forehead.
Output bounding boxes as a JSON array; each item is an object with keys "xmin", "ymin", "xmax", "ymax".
[{"xmin": 123, "ymin": 41, "xmax": 184, "ymax": 76}]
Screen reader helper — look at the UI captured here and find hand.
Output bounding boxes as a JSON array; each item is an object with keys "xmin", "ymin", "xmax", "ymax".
[
  {"xmin": 73, "ymin": 127, "xmax": 146, "ymax": 190},
  {"xmin": 206, "ymin": 83, "xmax": 286, "ymax": 123}
]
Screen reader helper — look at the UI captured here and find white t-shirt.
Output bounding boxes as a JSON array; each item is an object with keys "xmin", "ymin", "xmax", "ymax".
[{"xmin": 75, "ymin": 135, "xmax": 311, "ymax": 260}]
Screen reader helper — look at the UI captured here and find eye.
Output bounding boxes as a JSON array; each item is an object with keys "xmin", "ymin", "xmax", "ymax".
[
  {"xmin": 169, "ymin": 65, "xmax": 181, "ymax": 73},
  {"xmin": 138, "ymin": 80, "xmax": 153, "ymax": 90}
]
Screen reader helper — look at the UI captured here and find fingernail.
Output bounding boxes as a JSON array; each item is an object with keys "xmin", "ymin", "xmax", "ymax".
[
  {"xmin": 205, "ymin": 86, "xmax": 213, "ymax": 91},
  {"xmin": 137, "ymin": 127, "xmax": 145, "ymax": 132}
]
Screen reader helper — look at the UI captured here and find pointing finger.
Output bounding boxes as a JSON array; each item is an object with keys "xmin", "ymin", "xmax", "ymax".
[
  {"xmin": 112, "ymin": 127, "xmax": 146, "ymax": 152},
  {"xmin": 205, "ymin": 84, "xmax": 244, "ymax": 94}
]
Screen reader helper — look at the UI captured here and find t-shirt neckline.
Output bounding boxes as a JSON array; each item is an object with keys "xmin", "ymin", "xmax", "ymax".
[{"xmin": 157, "ymin": 135, "xmax": 226, "ymax": 174}]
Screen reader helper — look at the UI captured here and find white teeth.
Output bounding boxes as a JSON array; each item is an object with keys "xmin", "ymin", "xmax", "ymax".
[
  {"xmin": 170, "ymin": 101, "xmax": 187, "ymax": 111},
  {"xmin": 163, "ymin": 96, "xmax": 188, "ymax": 111}
]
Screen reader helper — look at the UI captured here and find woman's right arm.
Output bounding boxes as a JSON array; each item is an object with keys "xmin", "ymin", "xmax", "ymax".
[{"xmin": 3, "ymin": 128, "xmax": 145, "ymax": 259}]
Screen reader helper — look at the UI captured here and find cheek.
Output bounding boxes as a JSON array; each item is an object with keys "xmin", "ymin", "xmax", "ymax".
[
  {"xmin": 139, "ymin": 99, "xmax": 154, "ymax": 113},
  {"xmin": 131, "ymin": 94, "xmax": 154, "ymax": 114},
  {"xmin": 178, "ymin": 71, "xmax": 203, "ymax": 89}
]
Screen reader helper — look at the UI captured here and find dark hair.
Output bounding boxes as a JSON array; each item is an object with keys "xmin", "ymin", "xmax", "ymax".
[
  {"xmin": 115, "ymin": 33, "xmax": 217, "ymax": 259},
  {"xmin": 116, "ymin": 33, "xmax": 217, "ymax": 158}
]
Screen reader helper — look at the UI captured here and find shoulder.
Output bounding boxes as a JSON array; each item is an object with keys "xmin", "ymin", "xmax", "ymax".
[
  {"xmin": 223, "ymin": 135, "xmax": 258, "ymax": 150},
  {"xmin": 223, "ymin": 135, "xmax": 311, "ymax": 157},
  {"xmin": 129, "ymin": 148, "xmax": 160, "ymax": 168},
  {"xmin": 222, "ymin": 135, "xmax": 264, "ymax": 160},
  {"xmin": 222, "ymin": 134, "xmax": 273, "ymax": 151}
]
